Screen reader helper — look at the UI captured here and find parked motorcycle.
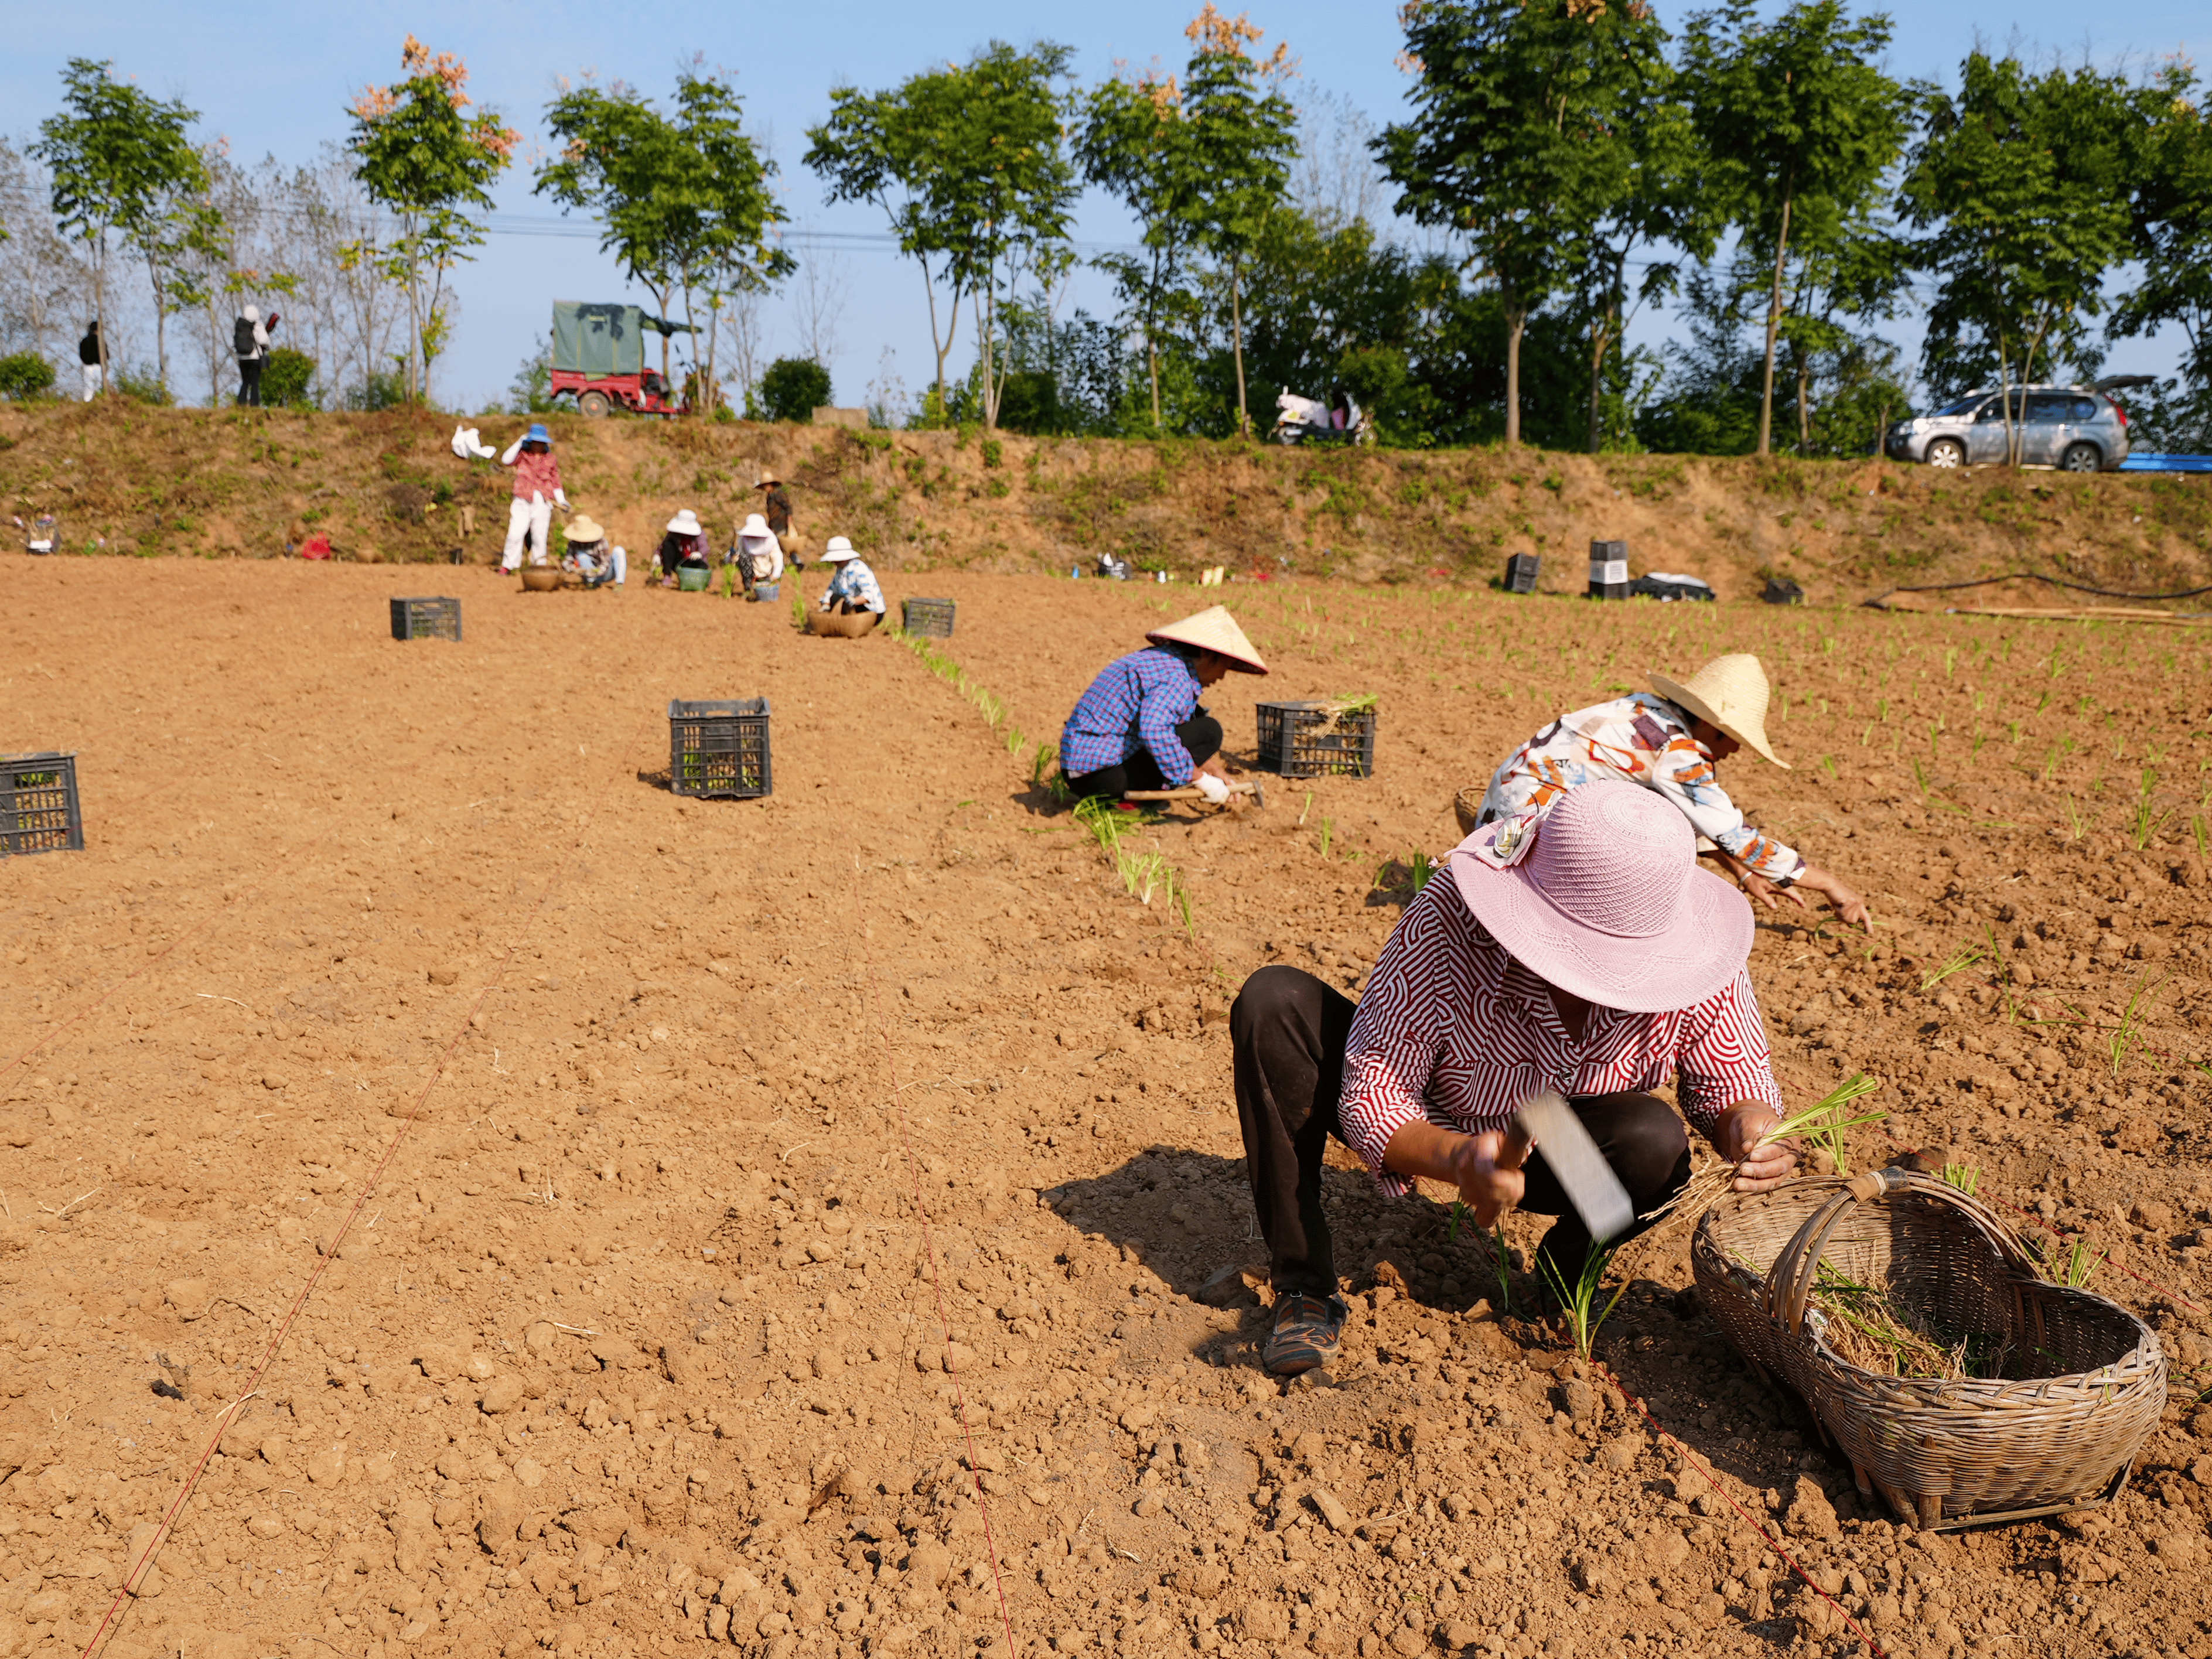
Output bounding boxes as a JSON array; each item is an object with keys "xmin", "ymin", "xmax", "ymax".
[{"xmin": 1273, "ymin": 388, "xmax": 1374, "ymax": 446}]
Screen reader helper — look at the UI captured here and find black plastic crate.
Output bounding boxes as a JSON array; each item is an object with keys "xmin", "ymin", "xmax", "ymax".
[
  {"xmin": 2, "ymin": 753, "xmax": 83, "ymax": 855},
  {"xmin": 1504, "ymin": 553, "xmax": 1541, "ymax": 594},
  {"xmin": 1588, "ymin": 540, "xmax": 1629, "ymax": 600},
  {"xmin": 1763, "ymin": 575, "xmax": 1805, "ymax": 605},
  {"xmin": 902, "ymin": 597, "xmax": 957, "ymax": 637},
  {"xmin": 390, "ymin": 596, "xmax": 462, "ymax": 641},
  {"xmin": 669, "ymin": 699, "xmax": 773, "ymax": 799},
  {"xmin": 1257, "ymin": 701, "xmax": 1377, "ymax": 779}
]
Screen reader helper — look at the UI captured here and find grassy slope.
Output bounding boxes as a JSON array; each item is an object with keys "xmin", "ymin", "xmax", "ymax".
[{"xmin": 3, "ymin": 400, "xmax": 2208, "ymax": 605}]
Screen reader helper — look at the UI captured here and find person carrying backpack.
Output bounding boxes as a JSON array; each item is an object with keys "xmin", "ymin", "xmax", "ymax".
[{"xmin": 234, "ymin": 306, "xmax": 278, "ymax": 406}]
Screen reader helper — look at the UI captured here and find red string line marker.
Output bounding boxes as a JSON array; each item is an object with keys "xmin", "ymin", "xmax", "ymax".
[
  {"xmin": 81, "ymin": 709, "xmax": 659, "ymax": 1659},
  {"xmin": 1595, "ymin": 1361, "xmax": 1888, "ymax": 1659},
  {"xmin": 848, "ymin": 851, "xmax": 1020, "ymax": 1659}
]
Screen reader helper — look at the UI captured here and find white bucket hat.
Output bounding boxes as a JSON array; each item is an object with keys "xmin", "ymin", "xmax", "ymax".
[
  {"xmin": 819, "ymin": 536, "xmax": 858, "ymax": 563},
  {"xmin": 666, "ymin": 510, "xmax": 702, "ymax": 537},
  {"xmin": 738, "ymin": 513, "xmax": 773, "ymax": 544},
  {"xmin": 1145, "ymin": 605, "xmax": 1268, "ymax": 674},
  {"xmin": 1648, "ymin": 654, "xmax": 1790, "ymax": 768}
]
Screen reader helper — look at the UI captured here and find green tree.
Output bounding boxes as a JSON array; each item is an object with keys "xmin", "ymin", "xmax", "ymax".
[
  {"xmin": 538, "ymin": 66, "xmax": 791, "ymax": 405},
  {"xmin": 347, "ymin": 35, "xmax": 516, "ymax": 401},
  {"xmin": 30, "ymin": 58, "xmax": 205, "ymax": 396},
  {"xmin": 1546, "ymin": 3, "xmax": 1711, "ymax": 453},
  {"xmin": 2110, "ymin": 56, "xmax": 2212, "ymax": 434},
  {"xmin": 1678, "ymin": 0, "xmax": 1917, "ymax": 457},
  {"xmin": 758, "ymin": 357, "xmax": 831, "ymax": 423},
  {"xmin": 0, "ymin": 353, "xmax": 57, "ymax": 401},
  {"xmin": 808, "ymin": 42, "xmax": 1077, "ymax": 428},
  {"xmin": 1077, "ymin": 67, "xmax": 1203, "ymax": 431},
  {"xmin": 1381, "ymin": 0, "xmax": 1653, "ymax": 446},
  {"xmin": 1181, "ymin": 6, "xmax": 1299, "ymax": 437},
  {"xmin": 260, "ymin": 346, "xmax": 318, "ymax": 408},
  {"xmin": 1900, "ymin": 52, "xmax": 2136, "ymax": 463}
]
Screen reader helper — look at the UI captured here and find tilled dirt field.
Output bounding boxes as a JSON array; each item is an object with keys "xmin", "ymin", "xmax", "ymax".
[{"xmin": 2, "ymin": 560, "xmax": 2210, "ymax": 1659}]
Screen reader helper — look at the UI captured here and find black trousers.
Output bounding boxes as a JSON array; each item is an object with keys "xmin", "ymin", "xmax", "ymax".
[
  {"xmin": 1063, "ymin": 715, "xmax": 1223, "ymax": 798},
  {"xmin": 237, "ymin": 357, "xmax": 263, "ymax": 407},
  {"xmin": 1230, "ymin": 965, "xmax": 1692, "ymax": 1298}
]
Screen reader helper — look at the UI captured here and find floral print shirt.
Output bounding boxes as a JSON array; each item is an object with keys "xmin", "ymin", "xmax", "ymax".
[{"xmin": 1476, "ymin": 693, "xmax": 1804, "ymax": 882}]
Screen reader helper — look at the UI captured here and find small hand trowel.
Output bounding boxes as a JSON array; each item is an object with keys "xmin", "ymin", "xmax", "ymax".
[{"xmin": 1504, "ymin": 1090, "xmax": 1636, "ymax": 1246}]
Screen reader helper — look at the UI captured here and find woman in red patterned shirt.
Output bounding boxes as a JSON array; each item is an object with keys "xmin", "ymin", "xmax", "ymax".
[{"xmin": 1233, "ymin": 780, "xmax": 1796, "ymax": 1377}]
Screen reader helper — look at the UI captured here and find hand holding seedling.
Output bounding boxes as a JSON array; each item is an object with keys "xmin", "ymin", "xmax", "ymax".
[{"xmin": 1714, "ymin": 1101, "xmax": 1797, "ymax": 1192}]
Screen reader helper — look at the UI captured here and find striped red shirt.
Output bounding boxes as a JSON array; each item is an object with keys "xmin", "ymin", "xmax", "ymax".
[{"xmin": 1340, "ymin": 879, "xmax": 1781, "ymax": 1196}]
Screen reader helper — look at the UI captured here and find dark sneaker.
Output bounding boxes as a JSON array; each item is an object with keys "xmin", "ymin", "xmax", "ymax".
[{"xmin": 1264, "ymin": 1293, "xmax": 1348, "ymax": 1375}]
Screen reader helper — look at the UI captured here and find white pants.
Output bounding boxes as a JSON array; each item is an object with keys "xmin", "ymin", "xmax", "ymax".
[
  {"xmin": 80, "ymin": 364, "xmax": 102, "ymax": 401},
  {"xmin": 503, "ymin": 494, "xmax": 552, "ymax": 569}
]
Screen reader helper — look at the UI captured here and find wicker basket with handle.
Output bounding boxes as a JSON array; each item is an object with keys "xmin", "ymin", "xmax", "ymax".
[{"xmin": 1692, "ymin": 1167, "xmax": 2164, "ymax": 1530}]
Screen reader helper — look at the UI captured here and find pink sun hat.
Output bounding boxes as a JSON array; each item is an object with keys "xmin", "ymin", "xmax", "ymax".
[{"xmin": 1446, "ymin": 779, "xmax": 1751, "ymax": 1012}]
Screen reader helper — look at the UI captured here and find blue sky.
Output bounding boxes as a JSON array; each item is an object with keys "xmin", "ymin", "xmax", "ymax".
[{"xmin": 8, "ymin": 0, "xmax": 2204, "ymax": 412}]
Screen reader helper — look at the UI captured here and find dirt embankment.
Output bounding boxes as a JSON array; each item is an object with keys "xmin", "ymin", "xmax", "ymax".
[{"xmin": 3, "ymin": 402, "xmax": 2208, "ymax": 606}]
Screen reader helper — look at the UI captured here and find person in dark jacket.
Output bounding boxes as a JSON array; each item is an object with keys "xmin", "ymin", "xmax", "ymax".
[{"xmin": 78, "ymin": 322, "xmax": 103, "ymax": 401}]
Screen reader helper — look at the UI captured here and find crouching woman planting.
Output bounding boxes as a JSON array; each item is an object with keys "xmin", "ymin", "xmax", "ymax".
[{"xmin": 1231, "ymin": 780, "xmax": 1797, "ymax": 1376}]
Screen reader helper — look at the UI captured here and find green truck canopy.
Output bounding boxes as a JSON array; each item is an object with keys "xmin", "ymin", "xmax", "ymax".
[{"xmin": 551, "ymin": 302, "xmax": 693, "ymax": 376}]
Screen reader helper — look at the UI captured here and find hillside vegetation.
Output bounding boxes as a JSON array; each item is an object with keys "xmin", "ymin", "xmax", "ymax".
[{"xmin": 4, "ymin": 402, "xmax": 2209, "ymax": 605}]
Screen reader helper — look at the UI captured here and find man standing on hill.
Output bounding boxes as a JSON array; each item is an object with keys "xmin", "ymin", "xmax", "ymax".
[{"xmin": 78, "ymin": 322, "xmax": 103, "ymax": 401}]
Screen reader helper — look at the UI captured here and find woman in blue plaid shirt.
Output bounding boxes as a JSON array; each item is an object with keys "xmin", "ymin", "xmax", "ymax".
[
  {"xmin": 1060, "ymin": 605, "xmax": 1268, "ymax": 805},
  {"xmin": 817, "ymin": 537, "xmax": 885, "ymax": 616}
]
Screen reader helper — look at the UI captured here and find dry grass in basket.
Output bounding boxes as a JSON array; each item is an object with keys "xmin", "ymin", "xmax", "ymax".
[
  {"xmin": 1797, "ymin": 1258, "xmax": 2016, "ymax": 1383},
  {"xmin": 1640, "ymin": 1071, "xmax": 1889, "ymax": 1235}
]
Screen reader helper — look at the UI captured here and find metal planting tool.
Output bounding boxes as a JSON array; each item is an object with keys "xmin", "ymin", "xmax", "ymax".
[{"xmin": 1508, "ymin": 1090, "xmax": 1635, "ymax": 1246}]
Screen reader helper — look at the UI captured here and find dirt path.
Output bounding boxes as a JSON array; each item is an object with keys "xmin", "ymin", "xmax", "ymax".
[{"xmin": 1, "ymin": 561, "xmax": 2208, "ymax": 1659}]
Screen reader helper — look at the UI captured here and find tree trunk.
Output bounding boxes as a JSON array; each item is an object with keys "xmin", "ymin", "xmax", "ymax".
[
  {"xmin": 1796, "ymin": 350, "xmax": 1812, "ymax": 453},
  {"xmin": 1586, "ymin": 302, "xmax": 1613, "ymax": 455},
  {"xmin": 93, "ymin": 238, "xmax": 110, "ymax": 397},
  {"xmin": 1757, "ymin": 191, "xmax": 1795, "ymax": 458},
  {"xmin": 1504, "ymin": 299, "xmax": 1526, "ymax": 447},
  {"xmin": 149, "ymin": 261, "xmax": 168, "ymax": 397},
  {"xmin": 1996, "ymin": 337, "xmax": 2015, "ymax": 469},
  {"xmin": 918, "ymin": 253, "xmax": 959, "ymax": 419},
  {"xmin": 1231, "ymin": 255, "xmax": 1250, "ymax": 439}
]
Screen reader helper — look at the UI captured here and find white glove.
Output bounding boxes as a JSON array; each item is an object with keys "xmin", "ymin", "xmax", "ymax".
[
  {"xmin": 499, "ymin": 434, "xmax": 525, "ymax": 466},
  {"xmin": 555, "ymin": 490, "xmax": 569, "ymax": 509},
  {"xmin": 1194, "ymin": 772, "xmax": 1230, "ymax": 805}
]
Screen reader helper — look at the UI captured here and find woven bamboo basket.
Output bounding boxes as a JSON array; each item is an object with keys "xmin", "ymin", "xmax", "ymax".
[
  {"xmin": 1692, "ymin": 1168, "xmax": 2164, "ymax": 1530},
  {"xmin": 807, "ymin": 608, "xmax": 880, "ymax": 639}
]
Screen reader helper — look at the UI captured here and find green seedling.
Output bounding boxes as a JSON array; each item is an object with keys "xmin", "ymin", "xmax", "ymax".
[
  {"xmin": 2042, "ymin": 1234, "xmax": 2104, "ymax": 1290},
  {"xmin": 2108, "ymin": 974, "xmax": 2167, "ymax": 1076},
  {"xmin": 1318, "ymin": 818, "xmax": 1334, "ymax": 859},
  {"xmin": 1537, "ymin": 1241, "xmax": 1630, "ymax": 1361},
  {"xmin": 1408, "ymin": 851, "xmax": 1438, "ymax": 892},
  {"xmin": 1940, "ymin": 1162, "xmax": 1981, "ymax": 1197},
  {"xmin": 2064, "ymin": 795, "xmax": 2087, "ymax": 840},
  {"xmin": 1920, "ymin": 942, "xmax": 1986, "ymax": 993},
  {"xmin": 2129, "ymin": 769, "xmax": 2172, "ymax": 851}
]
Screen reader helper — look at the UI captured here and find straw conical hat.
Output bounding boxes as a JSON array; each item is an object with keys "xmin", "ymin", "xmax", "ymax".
[
  {"xmin": 1146, "ymin": 605, "xmax": 1268, "ymax": 674},
  {"xmin": 565, "ymin": 514, "xmax": 605, "ymax": 543},
  {"xmin": 1648, "ymin": 654, "xmax": 1789, "ymax": 768}
]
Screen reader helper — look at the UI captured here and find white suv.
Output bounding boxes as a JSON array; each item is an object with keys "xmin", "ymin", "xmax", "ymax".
[{"xmin": 1885, "ymin": 381, "xmax": 2136, "ymax": 472}]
